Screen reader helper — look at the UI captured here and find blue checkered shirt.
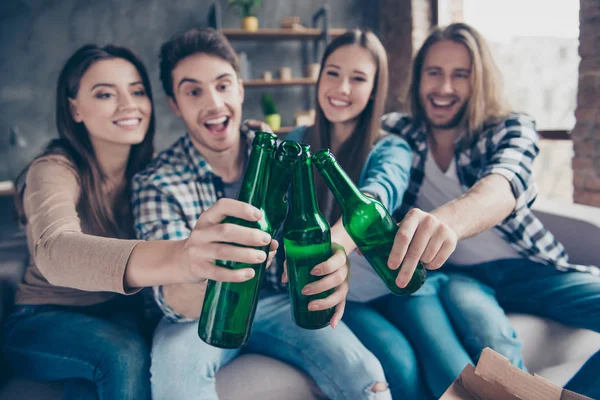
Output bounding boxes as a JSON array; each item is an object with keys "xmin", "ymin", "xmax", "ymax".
[
  {"xmin": 382, "ymin": 112, "xmax": 600, "ymax": 276},
  {"xmin": 132, "ymin": 131, "xmax": 285, "ymax": 323}
]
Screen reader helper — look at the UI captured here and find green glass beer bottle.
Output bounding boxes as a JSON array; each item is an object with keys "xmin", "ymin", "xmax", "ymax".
[
  {"xmin": 198, "ymin": 132, "xmax": 276, "ymax": 348},
  {"xmin": 283, "ymin": 145, "xmax": 335, "ymax": 329},
  {"xmin": 265, "ymin": 140, "xmax": 303, "ymax": 234},
  {"xmin": 312, "ymin": 149, "xmax": 426, "ymax": 295}
]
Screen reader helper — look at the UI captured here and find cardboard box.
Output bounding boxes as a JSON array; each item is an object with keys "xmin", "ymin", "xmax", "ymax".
[{"xmin": 440, "ymin": 348, "xmax": 592, "ymax": 400}]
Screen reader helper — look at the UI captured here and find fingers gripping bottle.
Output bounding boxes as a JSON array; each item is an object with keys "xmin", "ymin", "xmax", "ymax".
[{"xmin": 198, "ymin": 132, "xmax": 276, "ymax": 348}]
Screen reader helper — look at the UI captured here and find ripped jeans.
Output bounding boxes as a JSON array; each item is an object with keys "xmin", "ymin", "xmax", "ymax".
[{"xmin": 151, "ymin": 292, "xmax": 391, "ymax": 400}]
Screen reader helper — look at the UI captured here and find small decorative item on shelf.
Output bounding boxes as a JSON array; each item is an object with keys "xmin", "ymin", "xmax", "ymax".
[
  {"xmin": 262, "ymin": 71, "xmax": 273, "ymax": 81},
  {"xmin": 279, "ymin": 67, "xmax": 292, "ymax": 81},
  {"xmin": 280, "ymin": 16, "xmax": 303, "ymax": 30},
  {"xmin": 228, "ymin": 0, "xmax": 261, "ymax": 31},
  {"xmin": 238, "ymin": 52, "xmax": 250, "ymax": 80},
  {"xmin": 305, "ymin": 63, "xmax": 320, "ymax": 80},
  {"xmin": 295, "ymin": 109, "xmax": 316, "ymax": 127},
  {"xmin": 261, "ymin": 93, "xmax": 281, "ymax": 131}
]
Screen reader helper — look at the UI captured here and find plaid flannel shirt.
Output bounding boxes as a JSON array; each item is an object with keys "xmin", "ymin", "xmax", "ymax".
[
  {"xmin": 132, "ymin": 130, "xmax": 284, "ymax": 323},
  {"xmin": 382, "ymin": 112, "xmax": 600, "ymax": 276}
]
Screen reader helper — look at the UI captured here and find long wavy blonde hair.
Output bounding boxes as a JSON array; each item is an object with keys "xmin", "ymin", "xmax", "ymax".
[{"xmin": 407, "ymin": 23, "xmax": 510, "ymax": 136}]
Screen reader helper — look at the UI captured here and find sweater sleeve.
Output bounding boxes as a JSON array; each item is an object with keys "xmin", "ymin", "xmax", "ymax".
[{"xmin": 24, "ymin": 156, "xmax": 141, "ymax": 294}]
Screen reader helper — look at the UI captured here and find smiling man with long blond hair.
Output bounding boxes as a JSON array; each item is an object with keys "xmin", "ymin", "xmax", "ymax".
[{"xmin": 380, "ymin": 22, "xmax": 600, "ymax": 399}]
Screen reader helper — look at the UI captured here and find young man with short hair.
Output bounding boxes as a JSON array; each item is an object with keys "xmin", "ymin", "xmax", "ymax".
[{"xmin": 132, "ymin": 28, "xmax": 391, "ymax": 400}]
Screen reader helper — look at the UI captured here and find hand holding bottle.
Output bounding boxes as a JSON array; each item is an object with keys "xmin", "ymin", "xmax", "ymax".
[
  {"xmin": 177, "ymin": 198, "xmax": 278, "ymax": 284},
  {"xmin": 388, "ymin": 208, "xmax": 457, "ymax": 288},
  {"xmin": 313, "ymin": 149, "xmax": 426, "ymax": 295},
  {"xmin": 198, "ymin": 132, "xmax": 277, "ymax": 348},
  {"xmin": 282, "ymin": 242, "xmax": 349, "ymax": 329}
]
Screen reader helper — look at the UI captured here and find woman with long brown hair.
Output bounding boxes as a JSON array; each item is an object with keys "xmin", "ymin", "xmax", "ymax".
[
  {"xmin": 3, "ymin": 43, "xmax": 275, "ymax": 400},
  {"xmin": 285, "ymin": 29, "xmax": 430, "ymax": 399}
]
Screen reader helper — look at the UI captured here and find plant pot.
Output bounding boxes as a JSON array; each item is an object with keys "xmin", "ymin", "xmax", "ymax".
[
  {"xmin": 242, "ymin": 16, "xmax": 259, "ymax": 32},
  {"xmin": 264, "ymin": 114, "xmax": 281, "ymax": 131}
]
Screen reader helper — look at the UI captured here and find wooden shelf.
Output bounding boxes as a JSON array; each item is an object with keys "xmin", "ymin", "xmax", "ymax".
[
  {"xmin": 244, "ymin": 78, "xmax": 316, "ymax": 87},
  {"xmin": 0, "ymin": 181, "xmax": 15, "ymax": 197},
  {"xmin": 222, "ymin": 28, "xmax": 347, "ymax": 41},
  {"xmin": 539, "ymin": 130, "xmax": 570, "ymax": 140},
  {"xmin": 275, "ymin": 126, "xmax": 295, "ymax": 134}
]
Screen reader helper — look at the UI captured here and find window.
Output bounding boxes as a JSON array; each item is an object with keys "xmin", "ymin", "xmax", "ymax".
[
  {"xmin": 438, "ymin": 0, "xmax": 580, "ymax": 202},
  {"xmin": 438, "ymin": 0, "xmax": 580, "ymax": 131}
]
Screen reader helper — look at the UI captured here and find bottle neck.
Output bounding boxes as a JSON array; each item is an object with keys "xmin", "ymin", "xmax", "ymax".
[
  {"xmin": 317, "ymin": 160, "xmax": 366, "ymax": 212},
  {"xmin": 238, "ymin": 145, "xmax": 272, "ymax": 208},
  {"xmin": 291, "ymin": 157, "xmax": 320, "ymax": 217},
  {"xmin": 269, "ymin": 157, "xmax": 295, "ymax": 202}
]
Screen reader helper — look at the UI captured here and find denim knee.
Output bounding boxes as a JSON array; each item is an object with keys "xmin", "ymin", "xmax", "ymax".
[
  {"xmin": 101, "ymin": 331, "xmax": 150, "ymax": 378},
  {"xmin": 463, "ymin": 324, "xmax": 521, "ymax": 356},
  {"xmin": 94, "ymin": 330, "xmax": 150, "ymax": 399},
  {"xmin": 342, "ymin": 352, "xmax": 391, "ymax": 400},
  {"xmin": 150, "ymin": 320, "xmax": 234, "ymax": 400}
]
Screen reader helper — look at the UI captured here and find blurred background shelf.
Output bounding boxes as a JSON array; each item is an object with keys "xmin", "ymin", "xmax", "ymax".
[
  {"xmin": 0, "ymin": 181, "xmax": 15, "ymax": 197},
  {"xmin": 244, "ymin": 78, "xmax": 317, "ymax": 87},
  {"xmin": 274, "ymin": 126, "xmax": 294, "ymax": 134},
  {"xmin": 209, "ymin": 3, "xmax": 332, "ymax": 132},
  {"xmin": 222, "ymin": 28, "xmax": 347, "ymax": 41}
]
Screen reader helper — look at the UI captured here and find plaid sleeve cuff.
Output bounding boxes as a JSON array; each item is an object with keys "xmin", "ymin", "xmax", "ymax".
[
  {"xmin": 482, "ymin": 166, "xmax": 539, "ymax": 211},
  {"xmin": 153, "ymin": 285, "xmax": 196, "ymax": 323},
  {"xmin": 481, "ymin": 116, "xmax": 540, "ymax": 212}
]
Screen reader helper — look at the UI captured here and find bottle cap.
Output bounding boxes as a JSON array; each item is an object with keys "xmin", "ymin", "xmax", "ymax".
[
  {"xmin": 275, "ymin": 140, "xmax": 303, "ymax": 164},
  {"xmin": 253, "ymin": 131, "xmax": 277, "ymax": 149},
  {"xmin": 312, "ymin": 148, "xmax": 336, "ymax": 170}
]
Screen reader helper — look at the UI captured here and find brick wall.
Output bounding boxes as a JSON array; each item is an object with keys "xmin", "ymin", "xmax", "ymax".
[
  {"xmin": 572, "ymin": 0, "xmax": 600, "ymax": 206},
  {"xmin": 412, "ymin": 0, "xmax": 433, "ymax": 54},
  {"xmin": 380, "ymin": 0, "xmax": 433, "ymax": 113}
]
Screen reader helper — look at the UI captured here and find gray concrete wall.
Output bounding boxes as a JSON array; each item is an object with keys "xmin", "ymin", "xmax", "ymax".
[{"xmin": 0, "ymin": 0, "xmax": 379, "ymax": 181}]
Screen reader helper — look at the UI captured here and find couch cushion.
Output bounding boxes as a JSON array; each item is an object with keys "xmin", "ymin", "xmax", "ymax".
[{"xmin": 509, "ymin": 313, "xmax": 600, "ymax": 386}]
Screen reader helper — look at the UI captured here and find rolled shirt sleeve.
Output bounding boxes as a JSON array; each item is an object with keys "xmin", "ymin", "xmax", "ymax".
[{"xmin": 480, "ymin": 115, "xmax": 540, "ymax": 212}]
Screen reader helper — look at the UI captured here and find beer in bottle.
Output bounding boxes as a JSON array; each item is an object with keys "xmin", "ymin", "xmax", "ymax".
[
  {"xmin": 198, "ymin": 131, "xmax": 276, "ymax": 348},
  {"xmin": 283, "ymin": 145, "xmax": 335, "ymax": 329},
  {"xmin": 312, "ymin": 149, "xmax": 426, "ymax": 295}
]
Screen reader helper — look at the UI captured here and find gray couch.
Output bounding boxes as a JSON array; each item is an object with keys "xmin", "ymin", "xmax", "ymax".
[{"xmin": 0, "ymin": 198, "xmax": 598, "ymax": 399}]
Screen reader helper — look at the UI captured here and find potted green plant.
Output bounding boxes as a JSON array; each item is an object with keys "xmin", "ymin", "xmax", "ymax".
[
  {"xmin": 228, "ymin": 0, "xmax": 261, "ymax": 31},
  {"xmin": 261, "ymin": 93, "xmax": 281, "ymax": 131}
]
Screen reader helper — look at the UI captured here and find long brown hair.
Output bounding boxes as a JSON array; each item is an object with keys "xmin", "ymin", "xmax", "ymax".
[
  {"xmin": 16, "ymin": 44, "xmax": 155, "ymax": 238},
  {"xmin": 309, "ymin": 29, "xmax": 389, "ymax": 223},
  {"xmin": 407, "ymin": 23, "xmax": 510, "ymax": 136}
]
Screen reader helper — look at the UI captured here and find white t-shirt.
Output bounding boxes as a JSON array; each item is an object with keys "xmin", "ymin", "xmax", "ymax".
[
  {"xmin": 415, "ymin": 152, "xmax": 520, "ymax": 266},
  {"xmin": 347, "ymin": 150, "xmax": 522, "ymax": 303}
]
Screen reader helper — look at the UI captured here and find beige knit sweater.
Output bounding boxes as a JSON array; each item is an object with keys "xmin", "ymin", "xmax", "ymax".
[{"xmin": 14, "ymin": 155, "xmax": 141, "ymax": 306}]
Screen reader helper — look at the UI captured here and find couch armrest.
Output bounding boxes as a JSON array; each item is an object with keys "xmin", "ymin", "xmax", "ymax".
[{"xmin": 532, "ymin": 198, "xmax": 600, "ymax": 266}]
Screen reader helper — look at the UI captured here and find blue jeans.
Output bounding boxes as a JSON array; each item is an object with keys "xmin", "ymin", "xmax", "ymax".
[
  {"xmin": 3, "ymin": 295, "xmax": 151, "ymax": 400},
  {"xmin": 342, "ymin": 301, "xmax": 429, "ymax": 400},
  {"xmin": 351, "ymin": 272, "xmax": 524, "ymax": 399},
  {"xmin": 442, "ymin": 259, "xmax": 600, "ymax": 399},
  {"xmin": 151, "ymin": 292, "xmax": 391, "ymax": 400}
]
